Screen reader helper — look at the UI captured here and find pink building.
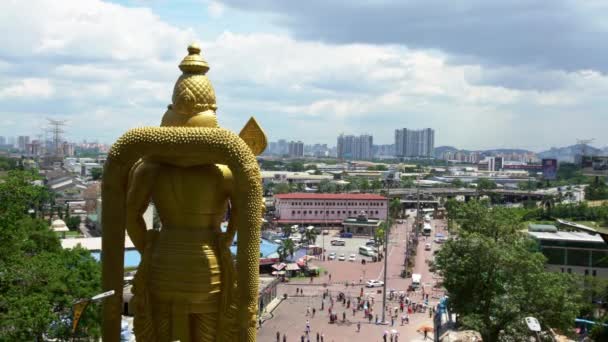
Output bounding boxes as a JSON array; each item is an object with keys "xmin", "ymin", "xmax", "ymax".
[{"xmin": 274, "ymin": 193, "xmax": 388, "ymax": 225}]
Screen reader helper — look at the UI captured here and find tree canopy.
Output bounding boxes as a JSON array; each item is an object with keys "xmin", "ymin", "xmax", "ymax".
[
  {"xmin": 435, "ymin": 201, "xmax": 582, "ymax": 341},
  {"xmin": 0, "ymin": 170, "xmax": 101, "ymax": 340}
]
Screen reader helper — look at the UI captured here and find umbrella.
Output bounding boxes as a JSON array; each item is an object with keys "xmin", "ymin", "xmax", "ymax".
[
  {"xmin": 417, "ymin": 325, "xmax": 434, "ymax": 333},
  {"xmin": 390, "ymin": 329, "xmax": 398, "ymax": 335}
]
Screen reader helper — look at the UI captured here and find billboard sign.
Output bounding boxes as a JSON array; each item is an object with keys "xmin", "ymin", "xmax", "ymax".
[
  {"xmin": 581, "ymin": 156, "xmax": 608, "ymax": 176},
  {"xmin": 542, "ymin": 158, "xmax": 558, "ymax": 180}
]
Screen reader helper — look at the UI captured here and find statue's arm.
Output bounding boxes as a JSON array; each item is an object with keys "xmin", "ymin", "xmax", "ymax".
[
  {"xmin": 126, "ymin": 161, "xmax": 159, "ymax": 253},
  {"xmin": 219, "ymin": 165, "xmax": 237, "ymax": 247}
]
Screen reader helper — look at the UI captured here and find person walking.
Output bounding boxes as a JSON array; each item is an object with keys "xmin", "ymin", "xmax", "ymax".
[
  {"xmin": 312, "ymin": 307, "xmax": 316, "ymax": 317},
  {"xmin": 383, "ymin": 331, "xmax": 388, "ymax": 342},
  {"xmin": 277, "ymin": 331, "xmax": 281, "ymax": 342},
  {"xmin": 306, "ymin": 306, "xmax": 311, "ymax": 316},
  {"xmin": 342, "ymin": 311, "xmax": 346, "ymax": 322},
  {"xmin": 283, "ymin": 334, "xmax": 287, "ymax": 342},
  {"xmin": 316, "ymin": 332, "xmax": 320, "ymax": 342},
  {"xmin": 357, "ymin": 321, "xmax": 361, "ymax": 332}
]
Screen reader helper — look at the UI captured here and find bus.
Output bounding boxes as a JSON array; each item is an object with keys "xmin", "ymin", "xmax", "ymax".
[
  {"xmin": 358, "ymin": 246, "xmax": 377, "ymax": 257},
  {"xmin": 422, "ymin": 222, "xmax": 432, "ymax": 236}
]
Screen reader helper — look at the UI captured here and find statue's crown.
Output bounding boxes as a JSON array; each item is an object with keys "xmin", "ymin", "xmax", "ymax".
[
  {"xmin": 179, "ymin": 43, "xmax": 209, "ymax": 74},
  {"xmin": 170, "ymin": 43, "xmax": 217, "ymax": 116}
]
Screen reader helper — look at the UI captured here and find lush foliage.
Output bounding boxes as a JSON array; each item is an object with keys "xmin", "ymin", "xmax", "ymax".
[
  {"xmin": 0, "ymin": 156, "xmax": 19, "ymax": 171},
  {"xmin": 0, "ymin": 170, "xmax": 101, "ymax": 340},
  {"xmin": 90, "ymin": 167, "xmax": 103, "ymax": 180},
  {"xmin": 476, "ymin": 178, "xmax": 498, "ymax": 190},
  {"xmin": 586, "ymin": 179, "xmax": 608, "ymax": 201},
  {"xmin": 435, "ymin": 201, "xmax": 582, "ymax": 341},
  {"xmin": 277, "ymin": 238, "xmax": 295, "ymax": 261}
]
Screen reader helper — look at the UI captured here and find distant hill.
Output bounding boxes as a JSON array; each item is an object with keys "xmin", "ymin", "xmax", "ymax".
[
  {"xmin": 483, "ymin": 148, "xmax": 533, "ymax": 154},
  {"xmin": 537, "ymin": 144, "xmax": 604, "ymax": 162},
  {"xmin": 434, "ymin": 146, "xmax": 461, "ymax": 156},
  {"xmin": 434, "ymin": 146, "xmax": 533, "ymax": 156}
]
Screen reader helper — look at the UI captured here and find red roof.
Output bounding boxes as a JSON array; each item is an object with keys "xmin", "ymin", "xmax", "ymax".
[
  {"xmin": 275, "ymin": 219, "xmax": 343, "ymax": 224},
  {"xmin": 275, "ymin": 193, "xmax": 386, "ymax": 200}
]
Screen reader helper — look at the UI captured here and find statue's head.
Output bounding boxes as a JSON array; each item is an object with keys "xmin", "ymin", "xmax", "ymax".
[{"xmin": 162, "ymin": 43, "xmax": 218, "ymax": 128}]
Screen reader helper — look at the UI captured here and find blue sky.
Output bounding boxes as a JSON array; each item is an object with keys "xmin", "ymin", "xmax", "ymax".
[{"xmin": 0, "ymin": 0, "xmax": 607, "ymax": 151}]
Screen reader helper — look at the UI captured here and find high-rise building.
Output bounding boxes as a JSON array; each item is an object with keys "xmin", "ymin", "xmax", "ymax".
[
  {"xmin": 17, "ymin": 136, "xmax": 30, "ymax": 152},
  {"xmin": 394, "ymin": 128, "xmax": 435, "ymax": 158},
  {"xmin": 277, "ymin": 139, "xmax": 288, "ymax": 156},
  {"xmin": 62, "ymin": 142, "xmax": 75, "ymax": 157},
  {"xmin": 0, "ymin": 136, "xmax": 6, "ymax": 146},
  {"xmin": 288, "ymin": 141, "xmax": 304, "ymax": 157},
  {"xmin": 337, "ymin": 134, "xmax": 373, "ymax": 160}
]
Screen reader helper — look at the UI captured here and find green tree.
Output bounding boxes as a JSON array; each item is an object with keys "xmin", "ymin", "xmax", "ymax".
[
  {"xmin": 277, "ymin": 238, "xmax": 295, "ymax": 261},
  {"xmin": 476, "ymin": 178, "xmax": 497, "ymax": 190},
  {"xmin": 286, "ymin": 161, "xmax": 305, "ymax": 172},
  {"xmin": 389, "ymin": 198, "xmax": 401, "ymax": 219},
  {"xmin": 374, "ymin": 221, "xmax": 389, "ymax": 248},
  {"xmin": 435, "ymin": 201, "xmax": 581, "ymax": 341},
  {"xmin": 66, "ymin": 215, "xmax": 81, "ymax": 230},
  {"xmin": 0, "ymin": 170, "xmax": 101, "ymax": 340},
  {"xmin": 400, "ymin": 177, "xmax": 415, "ymax": 188},
  {"xmin": 370, "ymin": 179, "xmax": 383, "ymax": 191},
  {"xmin": 358, "ymin": 179, "xmax": 370, "ymax": 192},
  {"xmin": 0, "ymin": 156, "xmax": 19, "ymax": 170},
  {"xmin": 274, "ymin": 183, "xmax": 291, "ymax": 194},
  {"xmin": 451, "ymin": 178, "xmax": 464, "ymax": 188},
  {"xmin": 90, "ymin": 167, "xmax": 103, "ymax": 180},
  {"xmin": 586, "ymin": 179, "xmax": 608, "ymax": 200},
  {"xmin": 303, "ymin": 228, "xmax": 317, "ymax": 245}
]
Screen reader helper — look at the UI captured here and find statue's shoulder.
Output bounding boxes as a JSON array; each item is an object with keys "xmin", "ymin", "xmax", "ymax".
[{"xmin": 216, "ymin": 164, "xmax": 233, "ymax": 180}]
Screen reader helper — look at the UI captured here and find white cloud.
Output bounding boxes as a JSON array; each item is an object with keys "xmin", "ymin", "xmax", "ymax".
[
  {"xmin": 0, "ymin": 0, "xmax": 607, "ymax": 149},
  {"xmin": 0, "ymin": 78, "xmax": 54, "ymax": 98},
  {"xmin": 208, "ymin": 1, "xmax": 225, "ymax": 18}
]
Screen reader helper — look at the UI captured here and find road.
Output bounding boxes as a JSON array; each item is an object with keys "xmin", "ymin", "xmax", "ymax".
[{"xmin": 257, "ymin": 212, "xmax": 447, "ymax": 341}]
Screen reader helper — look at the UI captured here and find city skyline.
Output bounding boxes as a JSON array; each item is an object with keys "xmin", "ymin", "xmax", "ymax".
[{"xmin": 1, "ymin": 1, "xmax": 608, "ymax": 150}]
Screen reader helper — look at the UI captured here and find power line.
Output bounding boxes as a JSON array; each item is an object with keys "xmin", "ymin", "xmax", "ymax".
[{"xmin": 47, "ymin": 118, "xmax": 67, "ymax": 158}]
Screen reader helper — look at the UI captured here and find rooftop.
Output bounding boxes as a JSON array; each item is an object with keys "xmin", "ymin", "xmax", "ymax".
[
  {"xmin": 528, "ymin": 231, "xmax": 604, "ymax": 243},
  {"xmin": 275, "ymin": 193, "xmax": 386, "ymax": 200}
]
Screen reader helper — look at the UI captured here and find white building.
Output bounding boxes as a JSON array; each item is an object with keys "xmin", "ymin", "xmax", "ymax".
[{"xmin": 528, "ymin": 226, "xmax": 608, "ymax": 278}]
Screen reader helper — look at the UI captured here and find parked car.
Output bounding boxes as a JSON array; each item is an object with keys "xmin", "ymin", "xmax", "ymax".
[
  {"xmin": 425, "ymin": 243, "xmax": 432, "ymax": 251},
  {"xmin": 348, "ymin": 254, "xmax": 357, "ymax": 262},
  {"xmin": 338, "ymin": 253, "xmax": 346, "ymax": 261},
  {"xmin": 331, "ymin": 239, "xmax": 346, "ymax": 246},
  {"xmin": 340, "ymin": 232, "xmax": 353, "ymax": 238},
  {"xmin": 328, "ymin": 252, "xmax": 337, "ymax": 260},
  {"xmin": 365, "ymin": 240, "xmax": 376, "ymax": 247},
  {"xmin": 366, "ymin": 279, "xmax": 384, "ymax": 288}
]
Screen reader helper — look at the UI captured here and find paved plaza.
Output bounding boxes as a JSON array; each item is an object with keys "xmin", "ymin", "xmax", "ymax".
[{"xmin": 258, "ymin": 215, "xmax": 448, "ymax": 341}]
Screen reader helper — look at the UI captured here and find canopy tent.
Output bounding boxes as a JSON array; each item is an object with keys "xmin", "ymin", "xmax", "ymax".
[
  {"xmin": 285, "ymin": 263, "xmax": 300, "ymax": 271},
  {"xmin": 272, "ymin": 263, "xmax": 286, "ymax": 271}
]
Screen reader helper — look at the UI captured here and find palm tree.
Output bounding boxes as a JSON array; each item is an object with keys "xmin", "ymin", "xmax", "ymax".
[
  {"xmin": 277, "ymin": 238, "xmax": 295, "ymax": 261},
  {"xmin": 389, "ymin": 198, "xmax": 401, "ymax": 220},
  {"xmin": 280, "ymin": 225, "xmax": 292, "ymax": 238},
  {"xmin": 304, "ymin": 228, "xmax": 318, "ymax": 245}
]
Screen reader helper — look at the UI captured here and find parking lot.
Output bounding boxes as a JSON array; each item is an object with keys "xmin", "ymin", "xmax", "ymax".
[{"xmin": 314, "ymin": 232, "xmax": 377, "ymax": 263}]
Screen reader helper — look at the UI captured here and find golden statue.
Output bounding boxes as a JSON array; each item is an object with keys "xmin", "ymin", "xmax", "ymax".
[{"xmin": 101, "ymin": 44, "xmax": 267, "ymax": 342}]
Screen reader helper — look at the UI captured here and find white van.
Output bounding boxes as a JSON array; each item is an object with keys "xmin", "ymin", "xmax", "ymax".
[
  {"xmin": 412, "ymin": 273, "xmax": 422, "ymax": 288},
  {"xmin": 422, "ymin": 223, "xmax": 432, "ymax": 236},
  {"xmin": 359, "ymin": 246, "xmax": 377, "ymax": 257}
]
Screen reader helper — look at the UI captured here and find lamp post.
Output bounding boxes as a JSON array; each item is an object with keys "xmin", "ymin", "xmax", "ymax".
[{"xmin": 381, "ymin": 172, "xmax": 393, "ymax": 324}]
